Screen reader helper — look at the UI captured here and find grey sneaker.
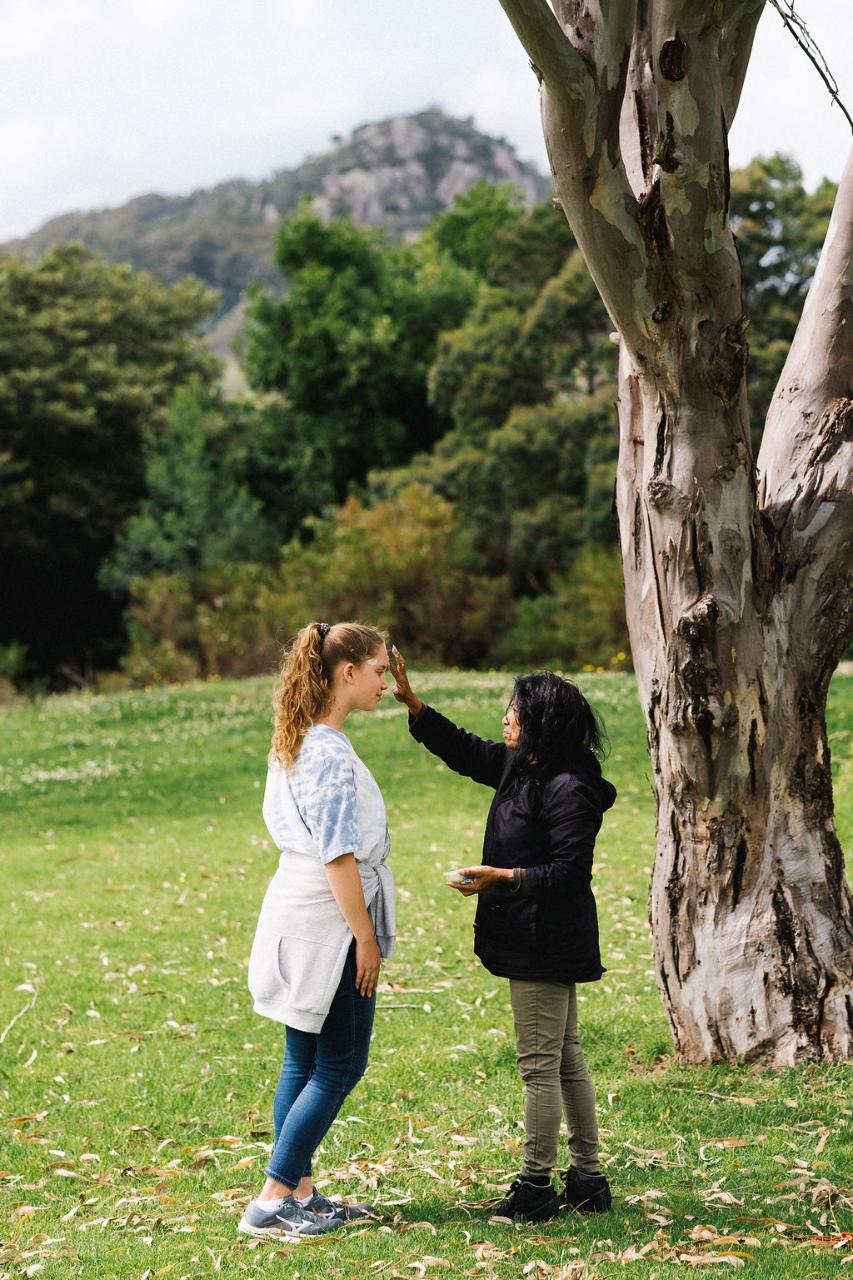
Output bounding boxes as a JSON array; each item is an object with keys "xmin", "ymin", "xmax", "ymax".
[
  {"xmin": 303, "ymin": 1188, "xmax": 376, "ymax": 1221},
  {"xmin": 237, "ymin": 1196, "xmax": 342, "ymax": 1239}
]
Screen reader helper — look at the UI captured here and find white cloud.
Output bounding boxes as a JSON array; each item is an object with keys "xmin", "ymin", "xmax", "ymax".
[
  {"xmin": 0, "ymin": 0, "xmax": 850, "ymax": 242},
  {"xmin": 730, "ymin": 4, "xmax": 852, "ymax": 183}
]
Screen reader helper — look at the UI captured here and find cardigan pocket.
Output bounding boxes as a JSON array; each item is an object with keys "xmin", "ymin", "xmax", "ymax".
[
  {"xmin": 276, "ymin": 931, "xmax": 343, "ymax": 1014},
  {"xmin": 248, "ymin": 929, "xmax": 340, "ymax": 1013}
]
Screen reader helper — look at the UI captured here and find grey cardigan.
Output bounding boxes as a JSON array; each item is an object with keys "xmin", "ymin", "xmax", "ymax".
[{"xmin": 248, "ymin": 727, "xmax": 395, "ymax": 1032}]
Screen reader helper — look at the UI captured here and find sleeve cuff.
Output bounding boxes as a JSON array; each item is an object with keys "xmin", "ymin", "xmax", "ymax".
[
  {"xmin": 510, "ymin": 867, "xmax": 528, "ymax": 895},
  {"xmin": 407, "ymin": 704, "xmax": 429, "ymax": 736}
]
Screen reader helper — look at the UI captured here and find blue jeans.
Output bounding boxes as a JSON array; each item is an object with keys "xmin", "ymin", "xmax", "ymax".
[{"xmin": 266, "ymin": 941, "xmax": 376, "ymax": 1188}]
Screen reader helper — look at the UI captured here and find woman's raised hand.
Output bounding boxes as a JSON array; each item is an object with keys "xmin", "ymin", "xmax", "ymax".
[{"xmin": 390, "ymin": 646, "xmax": 423, "ymax": 716}]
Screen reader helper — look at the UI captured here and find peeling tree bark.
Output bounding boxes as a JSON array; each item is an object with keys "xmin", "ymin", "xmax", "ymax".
[{"xmin": 498, "ymin": 0, "xmax": 853, "ymax": 1062}]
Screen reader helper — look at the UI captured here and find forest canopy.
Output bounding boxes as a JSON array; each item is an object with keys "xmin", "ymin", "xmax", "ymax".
[{"xmin": 0, "ymin": 158, "xmax": 836, "ymax": 688}]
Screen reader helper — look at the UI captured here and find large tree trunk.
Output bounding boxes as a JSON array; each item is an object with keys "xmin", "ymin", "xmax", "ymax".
[
  {"xmin": 498, "ymin": 0, "xmax": 853, "ymax": 1061},
  {"xmin": 616, "ymin": 357, "xmax": 853, "ymax": 1063}
]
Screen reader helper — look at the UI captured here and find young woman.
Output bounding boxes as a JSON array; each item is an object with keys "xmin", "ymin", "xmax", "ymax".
[
  {"xmin": 391, "ymin": 649, "xmax": 615, "ymax": 1223},
  {"xmin": 240, "ymin": 622, "xmax": 395, "ymax": 1240}
]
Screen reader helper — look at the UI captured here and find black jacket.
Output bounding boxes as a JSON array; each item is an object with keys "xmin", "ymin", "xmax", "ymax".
[{"xmin": 409, "ymin": 705, "xmax": 616, "ymax": 984}]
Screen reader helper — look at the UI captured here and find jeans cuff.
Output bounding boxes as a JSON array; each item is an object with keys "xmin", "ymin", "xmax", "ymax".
[{"xmin": 264, "ymin": 1163, "xmax": 301, "ymax": 1189}]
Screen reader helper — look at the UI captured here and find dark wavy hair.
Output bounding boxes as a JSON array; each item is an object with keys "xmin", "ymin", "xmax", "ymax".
[{"xmin": 510, "ymin": 672, "xmax": 608, "ymax": 782}]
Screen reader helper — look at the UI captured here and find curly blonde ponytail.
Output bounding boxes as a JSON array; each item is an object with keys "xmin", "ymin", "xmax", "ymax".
[{"xmin": 271, "ymin": 621, "xmax": 386, "ymax": 766}]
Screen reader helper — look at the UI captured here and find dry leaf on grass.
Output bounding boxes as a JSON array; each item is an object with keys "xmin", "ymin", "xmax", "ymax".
[
  {"xmin": 522, "ymin": 1262, "xmax": 587, "ymax": 1278},
  {"xmin": 471, "ymin": 1241, "xmax": 514, "ymax": 1262},
  {"xmin": 678, "ymin": 1253, "xmax": 748, "ymax": 1267},
  {"xmin": 626, "ymin": 1188, "xmax": 668, "ymax": 1204}
]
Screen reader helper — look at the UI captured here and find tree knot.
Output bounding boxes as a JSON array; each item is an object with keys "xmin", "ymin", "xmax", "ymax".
[
  {"xmin": 659, "ymin": 34, "xmax": 687, "ymax": 82},
  {"xmin": 647, "ymin": 477, "xmax": 690, "ymax": 513},
  {"xmin": 676, "ymin": 593, "xmax": 720, "ymax": 640}
]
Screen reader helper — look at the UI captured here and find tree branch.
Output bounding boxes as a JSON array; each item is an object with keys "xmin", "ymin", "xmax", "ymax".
[
  {"xmin": 768, "ymin": 0, "xmax": 853, "ymax": 132},
  {"xmin": 719, "ymin": 1, "xmax": 766, "ymax": 127},
  {"xmin": 758, "ymin": 146, "xmax": 853, "ymax": 668},
  {"xmin": 635, "ymin": 4, "xmax": 743, "ymax": 338},
  {"xmin": 496, "ymin": 0, "xmax": 589, "ymax": 94},
  {"xmin": 620, "ymin": 1, "xmax": 658, "ymax": 195},
  {"xmin": 499, "ymin": 2, "xmax": 650, "ymax": 351}
]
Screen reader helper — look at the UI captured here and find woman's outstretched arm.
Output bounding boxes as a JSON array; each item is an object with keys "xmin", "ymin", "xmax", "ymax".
[{"xmin": 390, "ymin": 646, "xmax": 507, "ymax": 789}]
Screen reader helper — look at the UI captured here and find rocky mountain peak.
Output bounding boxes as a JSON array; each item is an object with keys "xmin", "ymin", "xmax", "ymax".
[{"xmin": 2, "ymin": 109, "xmax": 550, "ymax": 324}]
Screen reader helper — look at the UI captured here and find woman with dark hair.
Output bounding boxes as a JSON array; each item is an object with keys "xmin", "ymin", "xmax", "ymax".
[
  {"xmin": 240, "ymin": 621, "xmax": 395, "ymax": 1240},
  {"xmin": 391, "ymin": 650, "xmax": 616, "ymax": 1223}
]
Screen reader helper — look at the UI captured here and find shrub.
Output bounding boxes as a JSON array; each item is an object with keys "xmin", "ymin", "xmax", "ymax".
[
  {"xmin": 118, "ymin": 485, "xmax": 514, "ymax": 681},
  {"xmin": 489, "ymin": 544, "xmax": 631, "ymax": 671},
  {"xmin": 119, "ymin": 496, "xmax": 630, "ymax": 683},
  {"xmin": 274, "ymin": 484, "xmax": 511, "ymax": 665}
]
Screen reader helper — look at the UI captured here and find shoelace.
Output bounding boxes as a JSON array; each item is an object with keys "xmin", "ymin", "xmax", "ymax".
[
  {"xmin": 281, "ymin": 1200, "xmax": 325, "ymax": 1228},
  {"xmin": 309, "ymin": 1192, "xmax": 338, "ymax": 1215}
]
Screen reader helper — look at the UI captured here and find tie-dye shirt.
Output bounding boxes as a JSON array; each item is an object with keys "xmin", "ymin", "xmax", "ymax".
[
  {"xmin": 279, "ymin": 723, "xmax": 390, "ymax": 865},
  {"xmin": 251, "ymin": 722, "xmax": 394, "ymax": 1031}
]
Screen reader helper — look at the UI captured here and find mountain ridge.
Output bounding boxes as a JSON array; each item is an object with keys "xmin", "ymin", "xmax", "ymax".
[{"xmin": 3, "ymin": 109, "xmax": 551, "ymax": 327}]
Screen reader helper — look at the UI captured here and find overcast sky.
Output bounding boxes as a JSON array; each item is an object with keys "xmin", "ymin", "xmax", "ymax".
[{"xmin": 2, "ymin": 1, "xmax": 851, "ymax": 243}]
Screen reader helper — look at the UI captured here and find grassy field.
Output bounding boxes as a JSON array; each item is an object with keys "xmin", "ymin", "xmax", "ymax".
[{"xmin": 1, "ymin": 670, "xmax": 851, "ymax": 1280}]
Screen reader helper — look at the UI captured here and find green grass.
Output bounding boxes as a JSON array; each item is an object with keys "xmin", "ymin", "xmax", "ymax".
[{"xmin": 1, "ymin": 671, "xmax": 851, "ymax": 1279}]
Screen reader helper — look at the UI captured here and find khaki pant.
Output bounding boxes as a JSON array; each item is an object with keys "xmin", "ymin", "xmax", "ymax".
[{"xmin": 509, "ymin": 979, "xmax": 601, "ymax": 1178}]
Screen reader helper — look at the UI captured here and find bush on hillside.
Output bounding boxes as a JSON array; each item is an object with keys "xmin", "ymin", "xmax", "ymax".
[
  {"xmin": 120, "ymin": 485, "xmax": 512, "ymax": 682},
  {"xmin": 488, "ymin": 544, "xmax": 631, "ymax": 671}
]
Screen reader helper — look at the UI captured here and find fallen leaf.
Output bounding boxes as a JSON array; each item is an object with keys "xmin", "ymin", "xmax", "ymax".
[{"xmin": 679, "ymin": 1253, "xmax": 746, "ymax": 1267}]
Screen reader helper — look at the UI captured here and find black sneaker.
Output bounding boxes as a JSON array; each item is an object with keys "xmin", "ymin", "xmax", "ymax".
[
  {"xmin": 492, "ymin": 1175, "xmax": 560, "ymax": 1222},
  {"xmin": 237, "ymin": 1195, "xmax": 342, "ymax": 1239},
  {"xmin": 560, "ymin": 1166, "xmax": 612, "ymax": 1213}
]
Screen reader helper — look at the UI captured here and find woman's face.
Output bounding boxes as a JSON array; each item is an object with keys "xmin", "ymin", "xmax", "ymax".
[
  {"xmin": 502, "ymin": 700, "xmax": 521, "ymax": 749},
  {"xmin": 346, "ymin": 645, "xmax": 391, "ymax": 711}
]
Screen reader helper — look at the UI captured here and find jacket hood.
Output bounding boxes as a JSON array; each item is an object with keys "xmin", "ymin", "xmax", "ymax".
[
  {"xmin": 574, "ymin": 748, "xmax": 617, "ymax": 812},
  {"xmin": 516, "ymin": 746, "xmax": 617, "ymax": 812}
]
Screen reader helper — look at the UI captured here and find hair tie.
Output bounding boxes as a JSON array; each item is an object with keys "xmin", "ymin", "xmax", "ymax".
[{"xmin": 317, "ymin": 622, "xmax": 331, "ymax": 644}]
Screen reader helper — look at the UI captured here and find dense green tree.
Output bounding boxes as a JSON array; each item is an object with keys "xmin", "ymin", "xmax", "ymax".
[
  {"xmin": 486, "ymin": 199, "xmax": 577, "ymax": 292},
  {"xmin": 101, "ymin": 384, "xmax": 275, "ymax": 591},
  {"xmin": 427, "ymin": 181, "xmax": 526, "ymax": 277},
  {"xmin": 373, "ymin": 395, "xmax": 616, "ymax": 590},
  {"xmin": 523, "ymin": 254, "xmax": 613, "ymax": 395},
  {"xmin": 488, "ymin": 543, "xmax": 629, "ymax": 670},
  {"xmin": 241, "ymin": 200, "xmax": 477, "ymax": 507},
  {"xmin": 427, "ymin": 233, "xmax": 614, "ymax": 443},
  {"xmin": 428, "ymin": 288, "xmax": 547, "ymax": 439},
  {"xmin": 381, "ymin": 226, "xmax": 618, "ymax": 597},
  {"xmin": 0, "ymin": 244, "xmax": 218, "ymax": 678},
  {"xmin": 427, "ymin": 180, "xmax": 577, "ymax": 293}
]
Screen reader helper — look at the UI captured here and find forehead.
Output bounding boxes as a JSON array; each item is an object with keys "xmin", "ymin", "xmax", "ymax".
[{"xmin": 365, "ymin": 648, "xmax": 389, "ymax": 668}]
